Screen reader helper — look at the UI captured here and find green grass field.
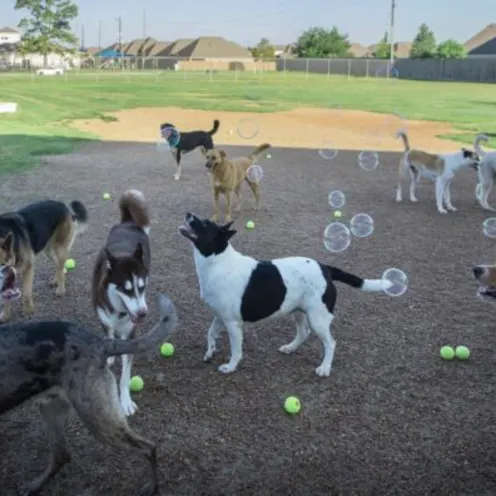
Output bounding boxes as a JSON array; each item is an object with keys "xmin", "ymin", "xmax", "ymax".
[{"xmin": 1, "ymin": 70, "xmax": 495, "ymax": 174}]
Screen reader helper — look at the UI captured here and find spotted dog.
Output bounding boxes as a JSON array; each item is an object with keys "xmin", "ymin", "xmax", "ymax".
[{"xmin": 179, "ymin": 212, "xmax": 392, "ymax": 377}]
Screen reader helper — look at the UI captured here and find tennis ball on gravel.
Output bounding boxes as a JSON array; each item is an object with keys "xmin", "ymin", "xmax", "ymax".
[
  {"xmin": 440, "ymin": 345, "xmax": 455, "ymax": 360},
  {"xmin": 245, "ymin": 220, "xmax": 255, "ymax": 229},
  {"xmin": 160, "ymin": 342, "xmax": 174, "ymax": 357},
  {"xmin": 455, "ymin": 345, "xmax": 470, "ymax": 360},
  {"xmin": 103, "ymin": 192, "xmax": 111, "ymax": 200},
  {"xmin": 129, "ymin": 376, "xmax": 144, "ymax": 392},
  {"xmin": 333, "ymin": 210, "xmax": 342, "ymax": 218},
  {"xmin": 64, "ymin": 258, "xmax": 76, "ymax": 270},
  {"xmin": 284, "ymin": 396, "xmax": 301, "ymax": 415}
]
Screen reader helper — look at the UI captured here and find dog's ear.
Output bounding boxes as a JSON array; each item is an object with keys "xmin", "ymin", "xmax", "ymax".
[
  {"xmin": 133, "ymin": 242, "xmax": 144, "ymax": 262},
  {"xmin": 461, "ymin": 148, "xmax": 472, "ymax": 158},
  {"xmin": 1, "ymin": 232, "xmax": 13, "ymax": 253},
  {"xmin": 220, "ymin": 222, "xmax": 237, "ymax": 241},
  {"xmin": 219, "ymin": 150, "xmax": 226, "ymax": 159},
  {"xmin": 105, "ymin": 248, "xmax": 117, "ymax": 270},
  {"xmin": 221, "ymin": 221, "xmax": 234, "ymax": 231}
]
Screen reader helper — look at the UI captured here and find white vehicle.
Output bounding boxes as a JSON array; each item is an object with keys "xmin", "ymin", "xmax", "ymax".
[{"xmin": 36, "ymin": 67, "xmax": 64, "ymax": 76}]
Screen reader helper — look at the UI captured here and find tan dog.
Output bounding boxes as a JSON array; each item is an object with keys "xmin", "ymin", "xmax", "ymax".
[{"xmin": 205, "ymin": 143, "xmax": 271, "ymax": 222}]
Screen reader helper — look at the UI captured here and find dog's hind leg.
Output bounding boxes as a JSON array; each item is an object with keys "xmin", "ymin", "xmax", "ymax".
[
  {"xmin": 21, "ymin": 258, "xmax": 35, "ymax": 314},
  {"xmin": 409, "ymin": 168, "xmax": 419, "ymax": 202},
  {"xmin": 245, "ymin": 179, "xmax": 260, "ymax": 210},
  {"xmin": 435, "ymin": 178, "xmax": 448, "ymax": 213},
  {"xmin": 279, "ymin": 311, "xmax": 311, "ymax": 355},
  {"xmin": 119, "ymin": 353, "xmax": 137, "ymax": 416},
  {"xmin": 48, "ymin": 216, "xmax": 74, "ymax": 296},
  {"xmin": 234, "ymin": 186, "xmax": 243, "ymax": 212},
  {"xmin": 21, "ymin": 395, "xmax": 71, "ymax": 495},
  {"xmin": 443, "ymin": 179, "xmax": 456, "ymax": 211},
  {"xmin": 306, "ymin": 306, "xmax": 335, "ymax": 377},
  {"xmin": 71, "ymin": 368, "xmax": 159, "ymax": 496}
]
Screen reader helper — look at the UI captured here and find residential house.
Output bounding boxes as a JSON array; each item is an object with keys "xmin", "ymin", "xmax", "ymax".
[
  {"xmin": 361, "ymin": 41, "xmax": 412, "ymax": 59},
  {"xmin": 273, "ymin": 44, "xmax": 295, "ymax": 58},
  {"xmin": 465, "ymin": 23, "xmax": 496, "ymax": 57},
  {"xmin": 0, "ymin": 26, "xmax": 21, "ymax": 44},
  {"xmin": 349, "ymin": 43, "xmax": 369, "ymax": 58}
]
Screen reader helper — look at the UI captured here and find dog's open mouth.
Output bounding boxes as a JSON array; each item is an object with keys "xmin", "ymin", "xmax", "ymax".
[
  {"xmin": 178, "ymin": 224, "xmax": 197, "ymax": 241},
  {"xmin": 477, "ymin": 286, "xmax": 496, "ymax": 299},
  {"xmin": 1, "ymin": 267, "xmax": 21, "ymax": 301}
]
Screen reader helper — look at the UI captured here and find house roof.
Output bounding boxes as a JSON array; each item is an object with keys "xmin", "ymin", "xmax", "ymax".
[
  {"xmin": 147, "ymin": 41, "xmax": 172, "ymax": 56},
  {"xmin": 85, "ymin": 46, "xmax": 101, "ymax": 56},
  {"xmin": 349, "ymin": 43, "xmax": 369, "ymax": 57},
  {"xmin": 124, "ymin": 37, "xmax": 157, "ymax": 56},
  {"xmin": 174, "ymin": 36, "xmax": 252, "ymax": 59},
  {"xmin": 159, "ymin": 38, "xmax": 195, "ymax": 56},
  {"xmin": 0, "ymin": 27, "xmax": 19, "ymax": 34},
  {"xmin": 465, "ymin": 23, "xmax": 496, "ymax": 53}
]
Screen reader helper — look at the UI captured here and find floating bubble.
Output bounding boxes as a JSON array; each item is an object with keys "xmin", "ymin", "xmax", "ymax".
[
  {"xmin": 318, "ymin": 142, "xmax": 338, "ymax": 160},
  {"xmin": 237, "ymin": 118, "xmax": 259, "ymax": 139},
  {"xmin": 328, "ymin": 190, "xmax": 345, "ymax": 209},
  {"xmin": 358, "ymin": 151, "xmax": 380, "ymax": 171},
  {"xmin": 247, "ymin": 164, "xmax": 264, "ymax": 183},
  {"xmin": 350, "ymin": 213, "xmax": 374, "ymax": 238},
  {"xmin": 483, "ymin": 218, "xmax": 496, "ymax": 238},
  {"xmin": 382, "ymin": 268, "xmax": 408, "ymax": 297},
  {"xmin": 324, "ymin": 223, "xmax": 351, "ymax": 253},
  {"xmin": 156, "ymin": 136, "xmax": 170, "ymax": 153},
  {"xmin": 160, "ymin": 125, "xmax": 181, "ymax": 148}
]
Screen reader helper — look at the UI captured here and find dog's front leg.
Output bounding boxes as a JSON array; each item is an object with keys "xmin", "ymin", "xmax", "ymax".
[
  {"xmin": 211, "ymin": 184, "xmax": 220, "ymax": 222},
  {"xmin": 225, "ymin": 192, "xmax": 233, "ymax": 222},
  {"xmin": 204, "ymin": 316, "xmax": 224, "ymax": 362},
  {"xmin": 409, "ymin": 169, "xmax": 419, "ymax": 202},
  {"xmin": 22, "ymin": 262, "xmax": 35, "ymax": 314},
  {"xmin": 120, "ymin": 353, "xmax": 137, "ymax": 416},
  {"xmin": 435, "ymin": 178, "xmax": 448, "ymax": 213},
  {"xmin": 218, "ymin": 321, "xmax": 243, "ymax": 374},
  {"xmin": 173, "ymin": 149, "xmax": 182, "ymax": 180},
  {"xmin": 443, "ymin": 179, "xmax": 457, "ymax": 211},
  {"xmin": 480, "ymin": 182, "xmax": 495, "ymax": 210},
  {"xmin": 0, "ymin": 299, "xmax": 11, "ymax": 322}
]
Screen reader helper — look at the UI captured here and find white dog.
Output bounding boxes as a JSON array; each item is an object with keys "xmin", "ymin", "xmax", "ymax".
[
  {"xmin": 395, "ymin": 131, "xmax": 480, "ymax": 214},
  {"xmin": 474, "ymin": 133, "xmax": 496, "ymax": 211},
  {"xmin": 178, "ymin": 212, "xmax": 392, "ymax": 377}
]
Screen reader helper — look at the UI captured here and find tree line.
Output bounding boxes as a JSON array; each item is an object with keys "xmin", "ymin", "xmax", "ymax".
[{"xmin": 250, "ymin": 23, "xmax": 467, "ymax": 60}]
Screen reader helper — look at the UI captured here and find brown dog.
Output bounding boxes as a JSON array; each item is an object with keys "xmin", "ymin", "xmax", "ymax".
[
  {"xmin": 205, "ymin": 143, "xmax": 271, "ymax": 222},
  {"xmin": 0, "ymin": 200, "xmax": 88, "ymax": 321}
]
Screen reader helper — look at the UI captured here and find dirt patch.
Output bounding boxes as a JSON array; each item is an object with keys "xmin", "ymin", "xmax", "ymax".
[{"xmin": 70, "ymin": 106, "xmax": 464, "ymax": 153}]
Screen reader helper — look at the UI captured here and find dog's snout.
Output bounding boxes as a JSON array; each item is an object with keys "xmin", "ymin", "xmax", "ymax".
[
  {"xmin": 186, "ymin": 212, "xmax": 193, "ymax": 221},
  {"xmin": 473, "ymin": 266, "xmax": 484, "ymax": 279},
  {"xmin": 137, "ymin": 308, "xmax": 148, "ymax": 320}
]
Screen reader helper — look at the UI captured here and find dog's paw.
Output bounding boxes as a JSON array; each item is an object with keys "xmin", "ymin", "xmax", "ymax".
[
  {"xmin": 55, "ymin": 287, "xmax": 66, "ymax": 297},
  {"xmin": 446, "ymin": 205, "xmax": 457, "ymax": 211},
  {"xmin": 279, "ymin": 344, "xmax": 296, "ymax": 355},
  {"xmin": 139, "ymin": 482, "xmax": 158, "ymax": 496},
  {"xmin": 410, "ymin": 197, "xmax": 419, "ymax": 203},
  {"xmin": 107, "ymin": 356, "xmax": 115, "ymax": 367},
  {"xmin": 437, "ymin": 208, "xmax": 448, "ymax": 214},
  {"xmin": 315, "ymin": 364, "xmax": 331, "ymax": 377},
  {"xmin": 22, "ymin": 299, "xmax": 34, "ymax": 314},
  {"xmin": 121, "ymin": 395, "xmax": 138, "ymax": 417},
  {"xmin": 218, "ymin": 363, "xmax": 237, "ymax": 374},
  {"xmin": 173, "ymin": 173, "xmax": 180, "ymax": 180},
  {"xmin": 203, "ymin": 349, "xmax": 216, "ymax": 362}
]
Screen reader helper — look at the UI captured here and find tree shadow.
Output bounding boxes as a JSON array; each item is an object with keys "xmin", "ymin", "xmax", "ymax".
[{"xmin": 0, "ymin": 134, "xmax": 98, "ymax": 175}]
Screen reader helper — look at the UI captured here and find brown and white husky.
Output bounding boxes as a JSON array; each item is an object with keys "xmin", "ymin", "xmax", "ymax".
[{"xmin": 92, "ymin": 189, "xmax": 151, "ymax": 416}]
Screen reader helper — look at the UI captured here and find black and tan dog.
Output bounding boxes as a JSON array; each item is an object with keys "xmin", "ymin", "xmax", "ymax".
[
  {"xmin": 160, "ymin": 119, "xmax": 220, "ymax": 180},
  {"xmin": 0, "ymin": 199, "xmax": 88, "ymax": 321},
  {"xmin": 0, "ymin": 291, "xmax": 178, "ymax": 496},
  {"xmin": 205, "ymin": 143, "xmax": 271, "ymax": 222}
]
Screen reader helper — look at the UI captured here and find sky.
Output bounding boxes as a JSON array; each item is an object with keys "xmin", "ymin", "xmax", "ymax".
[{"xmin": 1, "ymin": 0, "xmax": 493, "ymax": 49}]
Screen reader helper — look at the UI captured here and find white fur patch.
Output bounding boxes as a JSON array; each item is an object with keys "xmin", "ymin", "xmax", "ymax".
[
  {"xmin": 107, "ymin": 274, "xmax": 148, "ymax": 319},
  {"xmin": 124, "ymin": 280, "xmax": 133, "ymax": 291}
]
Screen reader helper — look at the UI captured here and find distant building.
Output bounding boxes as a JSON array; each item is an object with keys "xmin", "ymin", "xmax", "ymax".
[
  {"xmin": 465, "ymin": 23, "xmax": 496, "ymax": 58},
  {"xmin": 0, "ymin": 26, "xmax": 21, "ymax": 44}
]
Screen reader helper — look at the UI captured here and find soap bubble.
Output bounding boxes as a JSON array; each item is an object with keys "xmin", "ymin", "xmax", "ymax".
[
  {"xmin": 237, "ymin": 118, "xmax": 259, "ymax": 139},
  {"xmin": 160, "ymin": 125, "xmax": 181, "ymax": 148},
  {"xmin": 328, "ymin": 190, "xmax": 345, "ymax": 209},
  {"xmin": 247, "ymin": 164, "xmax": 264, "ymax": 183},
  {"xmin": 483, "ymin": 218, "xmax": 496, "ymax": 238},
  {"xmin": 324, "ymin": 223, "xmax": 351, "ymax": 253},
  {"xmin": 350, "ymin": 213, "xmax": 374, "ymax": 238},
  {"xmin": 382, "ymin": 268, "xmax": 408, "ymax": 297},
  {"xmin": 358, "ymin": 151, "xmax": 380, "ymax": 171}
]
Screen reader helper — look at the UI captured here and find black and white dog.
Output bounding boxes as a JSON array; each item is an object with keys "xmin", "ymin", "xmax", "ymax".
[
  {"xmin": 160, "ymin": 119, "xmax": 220, "ymax": 180},
  {"xmin": 178, "ymin": 213, "xmax": 393, "ymax": 377}
]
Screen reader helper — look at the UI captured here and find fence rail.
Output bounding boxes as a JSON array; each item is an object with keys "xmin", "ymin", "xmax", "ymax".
[{"xmin": 2, "ymin": 54, "xmax": 496, "ymax": 83}]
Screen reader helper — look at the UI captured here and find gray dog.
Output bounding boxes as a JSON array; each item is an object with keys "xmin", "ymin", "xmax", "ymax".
[{"xmin": 0, "ymin": 290, "xmax": 178, "ymax": 496}]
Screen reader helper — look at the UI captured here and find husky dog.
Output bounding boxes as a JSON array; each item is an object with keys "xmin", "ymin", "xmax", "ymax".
[{"xmin": 92, "ymin": 189, "xmax": 151, "ymax": 416}]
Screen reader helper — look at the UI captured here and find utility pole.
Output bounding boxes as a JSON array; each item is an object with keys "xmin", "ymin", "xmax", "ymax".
[
  {"xmin": 117, "ymin": 16, "xmax": 122, "ymax": 54},
  {"xmin": 142, "ymin": 9, "xmax": 147, "ymax": 39},
  {"xmin": 389, "ymin": 0, "xmax": 396, "ymax": 67},
  {"xmin": 80, "ymin": 24, "xmax": 85, "ymax": 51},
  {"xmin": 98, "ymin": 20, "xmax": 102, "ymax": 52}
]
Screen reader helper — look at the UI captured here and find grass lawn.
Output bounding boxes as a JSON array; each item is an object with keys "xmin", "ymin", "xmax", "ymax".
[{"xmin": 1, "ymin": 70, "xmax": 495, "ymax": 173}]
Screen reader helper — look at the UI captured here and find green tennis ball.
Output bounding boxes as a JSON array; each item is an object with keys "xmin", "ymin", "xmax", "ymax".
[
  {"xmin": 103, "ymin": 192, "xmax": 111, "ymax": 200},
  {"xmin": 440, "ymin": 345, "xmax": 455, "ymax": 360},
  {"xmin": 284, "ymin": 396, "xmax": 301, "ymax": 415},
  {"xmin": 334, "ymin": 210, "xmax": 342, "ymax": 218},
  {"xmin": 455, "ymin": 345, "xmax": 470, "ymax": 360},
  {"xmin": 266, "ymin": 153, "xmax": 272, "ymax": 159},
  {"xmin": 246, "ymin": 220, "xmax": 255, "ymax": 229},
  {"xmin": 129, "ymin": 375, "xmax": 144, "ymax": 392},
  {"xmin": 160, "ymin": 342, "xmax": 174, "ymax": 357},
  {"xmin": 64, "ymin": 258, "xmax": 76, "ymax": 270}
]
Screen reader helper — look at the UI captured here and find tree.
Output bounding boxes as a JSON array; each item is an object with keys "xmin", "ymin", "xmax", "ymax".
[
  {"xmin": 249, "ymin": 38, "xmax": 275, "ymax": 59},
  {"xmin": 410, "ymin": 23, "xmax": 436, "ymax": 59},
  {"xmin": 295, "ymin": 26, "xmax": 351, "ymax": 58},
  {"xmin": 436, "ymin": 39, "xmax": 467, "ymax": 59},
  {"xmin": 15, "ymin": 0, "xmax": 79, "ymax": 68},
  {"xmin": 373, "ymin": 31, "xmax": 394, "ymax": 59}
]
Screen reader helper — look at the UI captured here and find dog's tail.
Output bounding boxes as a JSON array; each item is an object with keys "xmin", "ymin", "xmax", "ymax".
[
  {"xmin": 103, "ymin": 293, "xmax": 178, "ymax": 359},
  {"xmin": 396, "ymin": 130, "xmax": 410, "ymax": 152},
  {"xmin": 249, "ymin": 143, "xmax": 271, "ymax": 162},
  {"xmin": 327, "ymin": 266, "xmax": 392, "ymax": 293},
  {"xmin": 474, "ymin": 133, "xmax": 489, "ymax": 156},
  {"xmin": 70, "ymin": 200, "xmax": 88, "ymax": 234},
  {"xmin": 119, "ymin": 189, "xmax": 150, "ymax": 233},
  {"xmin": 208, "ymin": 119, "xmax": 220, "ymax": 136}
]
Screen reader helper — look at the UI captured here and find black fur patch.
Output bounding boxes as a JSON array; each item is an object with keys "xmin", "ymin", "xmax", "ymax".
[
  {"xmin": 318, "ymin": 265, "xmax": 338, "ymax": 314},
  {"xmin": 240, "ymin": 262, "xmax": 287, "ymax": 322}
]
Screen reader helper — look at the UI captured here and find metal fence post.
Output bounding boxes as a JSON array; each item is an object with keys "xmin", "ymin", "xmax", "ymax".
[
  {"xmin": 366, "ymin": 59, "xmax": 369, "ymax": 78},
  {"xmin": 209, "ymin": 59, "xmax": 213, "ymax": 82},
  {"xmin": 283, "ymin": 57, "xmax": 287, "ymax": 79},
  {"xmin": 327, "ymin": 59, "xmax": 330, "ymax": 79},
  {"xmin": 347, "ymin": 59, "xmax": 351, "ymax": 79},
  {"xmin": 306, "ymin": 58, "xmax": 309, "ymax": 79}
]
